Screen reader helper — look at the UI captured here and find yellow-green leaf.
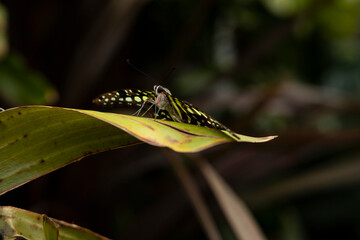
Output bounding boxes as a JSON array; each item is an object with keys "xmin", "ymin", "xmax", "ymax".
[
  {"xmin": 42, "ymin": 215, "xmax": 60, "ymax": 240},
  {"xmin": 77, "ymin": 109, "xmax": 277, "ymax": 149}
]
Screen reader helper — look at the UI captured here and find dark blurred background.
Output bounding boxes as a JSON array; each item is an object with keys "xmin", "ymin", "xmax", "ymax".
[{"xmin": 0, "ymin": 0, "xmax": 360, "ymax": 239}]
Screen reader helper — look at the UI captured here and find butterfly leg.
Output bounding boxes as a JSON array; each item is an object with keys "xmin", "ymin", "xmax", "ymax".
[
  {"xmin": 133, "ymin": 97, "xmax": 156, "ymax": 116},
  {"xmin": 154, "ymin": 106, "xmax": 163, "ymax": 119},
  {"xmin": 133, "ymin": 100, "xmax": 148, "ymax": 116},
  {"xmin": 140, "ymin": 99, "xmax": 156, "ymax": 117}
]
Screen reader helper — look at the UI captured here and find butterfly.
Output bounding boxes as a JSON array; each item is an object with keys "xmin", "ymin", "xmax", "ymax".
[{"xmin": 93, "ymin": 85, "xmax": 239, "ymax": 139}]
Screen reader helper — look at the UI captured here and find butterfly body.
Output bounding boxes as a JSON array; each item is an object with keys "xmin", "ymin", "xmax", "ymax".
[{"xmin": 93, "ymin": 85, "xmax": 239, "ymax": 139}]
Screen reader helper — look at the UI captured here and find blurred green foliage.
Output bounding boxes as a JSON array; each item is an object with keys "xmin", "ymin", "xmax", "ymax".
[
  {"xmin": 0, "ymin": 3, "xmax": 8, "ymax": 60},
  {"xmin": 0, "ymin": 52, "xmax": 58, "ymax": 106},
  {"xmin": 0, "ymin": 3, "xmax": 57, "ymax": 106}
]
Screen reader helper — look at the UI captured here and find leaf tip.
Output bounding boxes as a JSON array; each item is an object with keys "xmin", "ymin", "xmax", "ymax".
[
  {"xmin": 253, "ymin": 135, "xmax": 278, "ymax": 143},
  {"xmin": 233, "ymin": 134, "xmax": 278, "ymax": 143}
]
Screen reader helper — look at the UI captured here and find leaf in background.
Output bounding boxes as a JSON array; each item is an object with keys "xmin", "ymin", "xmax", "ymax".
[
  {"xmin": 0, "ymin": 206, "xmax": 110, "ymax": 240},
  {"xmin": 0, "ymin": 52, "xmax": 58, "ymax": 106},
  {"xmin": 0, "ymin": 106, "xmax": 276, "ymax": 195},
  {"xmin": 317, "ymin": 0, "xmax": 359, "ymax": 39},
  {"xmin": 192, "ymin": 154, "xmax": 267, "ymax": 240},
  {"xmin": 262, "ymin": 0, "xmax": 310, "ymax": 17},
  {"xmin": 0, "ymin": 3, "xmax": 8, "ymax": 60}
]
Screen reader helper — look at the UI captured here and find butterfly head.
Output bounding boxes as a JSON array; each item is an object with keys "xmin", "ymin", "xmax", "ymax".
[{"xmin": 154, "ymin": 85, "xmax": 171, "ymax": 96}]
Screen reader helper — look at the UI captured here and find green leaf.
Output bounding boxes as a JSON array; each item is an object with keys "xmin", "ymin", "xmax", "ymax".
[
  {"xmin": 0, "ymin": 206, "xmax": 110, "ymax": 240},
  {"xmin": 0, "ymin": 106, "xmax": 140, "ymax": 195},
  {"xmin": 0, "ymin": 106, "xmax": 276, "ymax": 195}
]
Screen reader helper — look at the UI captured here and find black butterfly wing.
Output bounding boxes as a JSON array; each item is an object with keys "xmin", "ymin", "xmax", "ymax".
[
  {"xmin": 166, "ymin": 95, "xmax": 228, "ymax": 130},
  {"xmin": 93, "ymin": 89, "xmax": 154, "ymax": 108},
  {"xmin": 92, "ymin": 89, "xmax": 172, "ymax": 120},
  {"xmin": 173, "ymin": 97, "xmax": 240, "ymax": 139}
]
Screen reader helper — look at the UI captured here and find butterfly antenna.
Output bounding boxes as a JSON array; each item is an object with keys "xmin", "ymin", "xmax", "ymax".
[
  {"xmin": 126, "ymin": 59, "xmax": 157, "ymax": 83},
  {"xmin": 159, "ymin": 67, "xmax": 176, "ymax": 85}
]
